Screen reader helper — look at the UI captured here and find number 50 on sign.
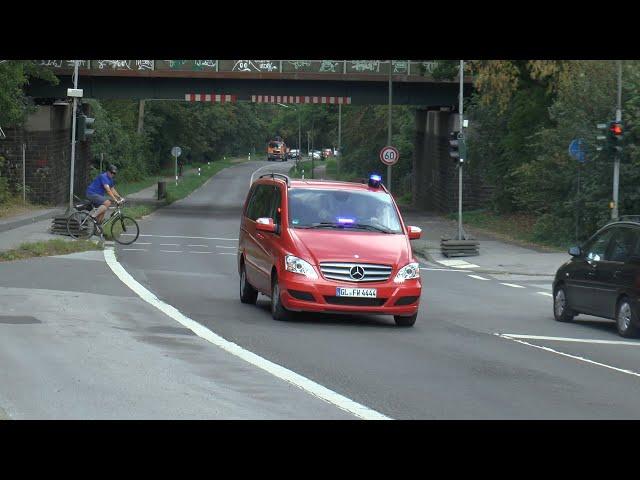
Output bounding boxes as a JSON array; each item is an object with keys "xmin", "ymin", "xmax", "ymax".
[{"xmin": 380, "ymin": 146, "xmax": 399, "ymax": 166}]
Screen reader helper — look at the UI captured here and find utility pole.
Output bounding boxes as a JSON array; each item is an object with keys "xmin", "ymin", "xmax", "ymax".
[
  {"xmin": 68, "ymin": 60, "xmax": 80, "ymax": 211},
  {"xmin": 137, "ymin": 99, "xmax": 145, "ymax": 134},
  {"xmin": 387, "ymin": 60, "xmax": 393, "ymax": 192},
  {"xmin": 458, "ymin": 59, "xmax": 464, "ymax": 241},
  {"xmin": 612, "ymin": 60, "xmax": 622, "ymax": 221},
  {"xmin": 338, "ymin": 102, "xmax": 342, "ymax": 177}
]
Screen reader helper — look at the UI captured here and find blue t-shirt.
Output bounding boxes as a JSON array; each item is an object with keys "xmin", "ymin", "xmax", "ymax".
[{"xmin": 86, "ymin": 172, "xmax": 114, "ymax": 197}]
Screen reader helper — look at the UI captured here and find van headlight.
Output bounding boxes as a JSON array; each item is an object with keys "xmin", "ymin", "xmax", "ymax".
[
  {"xmin": 394, "ymin": 263, "xmax": 420, "ymax": 283},
  {"xmin": 285, "ymin": 255, "xmax": 318, "ymax": 279}
]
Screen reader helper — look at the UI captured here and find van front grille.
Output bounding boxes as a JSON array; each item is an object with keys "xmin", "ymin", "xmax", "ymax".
[{"xmin": 319, "ymin": 262, "xmax": 393, "ymax": 283}]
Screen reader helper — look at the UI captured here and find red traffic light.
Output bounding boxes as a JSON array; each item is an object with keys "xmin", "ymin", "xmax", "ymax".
[{"xmin": 610, "ymin": 122, "xmax": 623, "ymax": 136}]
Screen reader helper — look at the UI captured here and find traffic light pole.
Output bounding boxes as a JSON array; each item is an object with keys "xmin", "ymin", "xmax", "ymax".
[
  {"xmin": 458, "ymin": 60, "xmax": 464, "ymax": 241},
  {"xmin": 387, "ymin": 61, "xmax": 393, "ymax": 192},
  {"xmin": 68, "ymin": 60, "xmax": 79, "ymax": 211},
  {"xmin": 612, "ymin": 60, "xmax": 622, "ymax": 221}
]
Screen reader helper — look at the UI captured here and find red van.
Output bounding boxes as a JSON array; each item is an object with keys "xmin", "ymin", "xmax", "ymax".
[{"xmin": 238, "ymin": 173, "xmax": 422, "ymax": 326}]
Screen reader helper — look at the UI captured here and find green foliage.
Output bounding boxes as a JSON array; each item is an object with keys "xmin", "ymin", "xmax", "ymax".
[
  {"xmin": 466, "ymin": 60, "xmax": 640, "ymax": 244},
  {"xmin": 0, "ymin": 61, "xmax": 58, "ymax": 127},
  {"xmin": 0, "ymin": 155, "xmax": 8, "ymax": 203}
]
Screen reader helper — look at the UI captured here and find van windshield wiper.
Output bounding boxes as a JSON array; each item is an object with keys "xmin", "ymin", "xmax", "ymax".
[{"xmin": 304, "ymin": 222, "xmax": 393, "ymax": 233}]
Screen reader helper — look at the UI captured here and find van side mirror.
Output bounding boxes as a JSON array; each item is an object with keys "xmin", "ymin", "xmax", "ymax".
[
  {"xmin": 256, "ymin": 217, "xmax": 276, "ymax": 233},
  {"xmin": 407, "ymin": 226, "xmax": 422, "ymax": 240},
  {"xmin": 569, "ymin": 246, "xmax": 582, "ymax": 257}
]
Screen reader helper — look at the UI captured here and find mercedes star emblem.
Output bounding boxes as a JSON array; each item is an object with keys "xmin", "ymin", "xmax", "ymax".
[{"xmin": 349, "ymin": 265, "xmax": 365, "ymax": 280}]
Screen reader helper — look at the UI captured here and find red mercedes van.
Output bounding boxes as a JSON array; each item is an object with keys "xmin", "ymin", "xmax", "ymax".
[{"xmin": 238, "ymin": 173, "xmax": 422, "ymax": 326}]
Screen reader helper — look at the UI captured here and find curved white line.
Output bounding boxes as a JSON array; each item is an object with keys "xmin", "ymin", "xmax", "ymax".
[{"xmin": 103, "ymin": 248, "xmax": 390, "ymax": 420}]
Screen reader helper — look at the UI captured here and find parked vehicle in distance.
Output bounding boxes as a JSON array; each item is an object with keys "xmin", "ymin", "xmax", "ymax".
[
  {"xmin": 288, "ymin": 149, "xmax": 301, "ymax": 160},
  {"xmin": 309, "ymin": 150, "xmax": 322, "ymax": 160},
  {"xmin": 553, "ymin": 216, "xmax": 640, "ymax": 337},
  {"xmin": 267, "ymin": 138, "xmax": 287, "ymax": 162},
  {"xmin": 238, "ymin": 173, "xmax": 423, "ymax": 327}
]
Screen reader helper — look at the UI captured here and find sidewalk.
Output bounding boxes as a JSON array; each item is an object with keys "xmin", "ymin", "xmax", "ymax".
[
  {"xmin": 400, "ymin": 208, "xmax": 569, "ymax": 277},
  {"xmin": 0, "ymin": 207, "xmax": 69, "ymax": 253}
]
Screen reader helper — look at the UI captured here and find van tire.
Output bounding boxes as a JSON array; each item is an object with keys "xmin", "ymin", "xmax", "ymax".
[
  {"xmin": 240, "ymin": 263, "xmax": 258, "ymax": 305},
  {"xmin": 394, "ymin": 314, "xmax": 417, "ymax": 327},
  {"xmin": 271, "ymin": 274, "xmax": 291, "ymax": 321}
]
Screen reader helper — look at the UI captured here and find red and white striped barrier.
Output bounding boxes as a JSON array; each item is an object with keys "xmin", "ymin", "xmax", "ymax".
[
  {"xmin": 251, "ymin": 95, "xmax": 351, "ymax": 104},
  {"xmin": 184, "ymin": 93, "xmax": 237, "ymax": 103}
]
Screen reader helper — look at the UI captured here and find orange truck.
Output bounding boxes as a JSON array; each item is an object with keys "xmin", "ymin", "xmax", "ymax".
[{"xmin": 267, "ymin": 137, "xmax": 288, "ymax": 162}]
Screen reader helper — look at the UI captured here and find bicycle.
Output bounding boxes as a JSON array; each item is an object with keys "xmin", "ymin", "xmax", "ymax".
[{"xmin": 66, "ymin": 198, "xmax": 140, "ymax": 245}]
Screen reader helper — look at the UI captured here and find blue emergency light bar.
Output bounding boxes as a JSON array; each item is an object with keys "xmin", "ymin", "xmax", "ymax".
[{"xmin": 368, "ymin": 174, "xmax": 382, "ymax": 188}]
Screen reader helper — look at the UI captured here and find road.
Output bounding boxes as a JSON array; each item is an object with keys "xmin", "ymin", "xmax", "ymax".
[{"xmin": 109, "ymin": 160, "xmax": 640, "ymax": 419}]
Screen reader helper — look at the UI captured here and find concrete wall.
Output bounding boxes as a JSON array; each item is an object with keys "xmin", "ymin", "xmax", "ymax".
[
  {"xmin": 0, "ymin": 105, "xmax": 92, "ymax": 205},
  {"xmin": 412, "ymin": 108, "xmax": 493, "ymax": 213}
]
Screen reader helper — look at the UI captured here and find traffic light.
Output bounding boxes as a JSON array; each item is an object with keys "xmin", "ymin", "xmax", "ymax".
[
  {"xmin": 449, "ymin": 131, "xmax": 460, "ymax": 161},
  {"xmin": 76, "ymin": 114, "xmax": 95, "ymax": 142},
  {"xmin": 448, "ymin": 131, "xmax": 466, "ymax": 164},
  {"xmin": 609, "ymin": 120, "xmax": 623, "ymax": 152}
]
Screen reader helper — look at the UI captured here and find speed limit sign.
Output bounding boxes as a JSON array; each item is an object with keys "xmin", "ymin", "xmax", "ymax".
[{"xmin": 380, "ymin": 146, "xmax": 399, "ymax": 166}]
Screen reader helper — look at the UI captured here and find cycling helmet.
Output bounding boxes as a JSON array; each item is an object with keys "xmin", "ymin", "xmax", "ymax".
[{"xmin": 107, "ymin": 164, "xmax": 118, "ymax": 174}]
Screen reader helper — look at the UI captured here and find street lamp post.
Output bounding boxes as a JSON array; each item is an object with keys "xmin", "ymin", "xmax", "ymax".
[{"xmin": 338, "ymin": 102, "xmax": 342, "ymax": 177}]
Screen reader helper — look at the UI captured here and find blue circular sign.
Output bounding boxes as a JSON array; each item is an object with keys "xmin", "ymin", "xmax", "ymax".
[{"xmin": 569, "ymin": 138, "xmax": 586, "ymax": 163}]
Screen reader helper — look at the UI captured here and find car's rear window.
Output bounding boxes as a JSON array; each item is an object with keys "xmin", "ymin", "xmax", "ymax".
[
  {"xmin": 287, "ymin": 188, "xmax": 402, "ymax": 233},
  {"xmin": 269, "ymin": 142, "xmax": 282, "ymax": 148}
]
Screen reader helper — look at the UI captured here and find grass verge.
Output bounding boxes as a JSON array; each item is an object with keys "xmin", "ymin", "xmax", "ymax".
[
  {"xmin": 0, "ymin": 196, "xmax": 49, "ymax": 219},
  {"xmin": 0, "ymin": 239, "xmax": 102, "ymax": 262}
]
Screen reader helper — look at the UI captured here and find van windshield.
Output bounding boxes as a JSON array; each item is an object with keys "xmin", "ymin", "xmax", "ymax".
[
  {"xmin": 269, "ymin": 142, "xmax": 282, "ymax": 148},
  {"xmin": 288, "ymin": 188, "xmax": 403, "ymax": 233}
]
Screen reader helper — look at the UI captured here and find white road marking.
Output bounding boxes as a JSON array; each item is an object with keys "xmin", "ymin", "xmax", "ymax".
[
  {"xmin": 468, "ymin": 275, "xmax": 489, "ymax": 281},
  {"xmin": 216, "ymin": 245, "xmax": 237, "ymax": 249},
  {"xmin": 500, "ymin": 283, "xmax": 525, "ymax": 289},
  {"xmin": 159, "ymin": 250, "xmax": 183, "ymax": 253},
  {"xmin": 103, "ymin": 248, "xmax": 389, "ymax": 420},
  {"xmin": 135, "ymin": 242, "xmax": 152, "ymax": 245},
  {"xmin": 537, "ymin": 292, "xmax": 553, "ymax": 297},
  {"xmin": 496, "ymin": 333, "xmax": 640, "ymax": 378},
  {"xmin": 160, "ymin": 243, "xmax": 181, "ymax": 246},
  {"xmin": 188, "ymin": 251, "xmax": 214, "ymax": 254},
  {"xmin": 187, "ymin": 244, "xmax": 208, "ymax": 248},
  {"xmin": 500, "ymin": 333, "xmax": 640, "ymax": 346},
  {"xmin": 219, "ymin": 253, "xmax": 236, "ymax": 256},
  {"xmin": 122, "ymin": 248, "xmax": 147, "ymax": 251},
  {"xmin": 121, "ymin": 234, "xmax": 237, "ymax": 241},
  {"xmin": 436, "ymin": 259, "xmax": 479, "ymax": 269}
]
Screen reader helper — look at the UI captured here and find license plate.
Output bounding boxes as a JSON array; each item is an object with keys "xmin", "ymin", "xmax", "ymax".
[{"xmin": 336, "ymin": 287, "xmax": 377, "ymax": 298}]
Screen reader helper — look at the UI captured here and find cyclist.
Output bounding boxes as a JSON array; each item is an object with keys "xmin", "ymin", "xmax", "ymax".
[{"xmin": 86, "ymin": 164, "xmax": 124, "ymax": 225}]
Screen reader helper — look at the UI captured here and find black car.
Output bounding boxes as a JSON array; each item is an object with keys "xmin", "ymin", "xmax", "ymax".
[{"xmin": 553, "ymin": 217, "xmax": 640, "ymax": 337}]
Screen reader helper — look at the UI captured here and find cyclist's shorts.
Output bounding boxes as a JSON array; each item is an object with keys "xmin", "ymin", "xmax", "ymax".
[{"xmin": 87, "ymin": 193, "xmax": 108, "ymax": 207}]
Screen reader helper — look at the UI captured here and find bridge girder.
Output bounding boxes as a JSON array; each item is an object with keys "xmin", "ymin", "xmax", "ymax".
[{"xmin": 26, "ymin": 76, "xmax": 472, "ymax": 106}]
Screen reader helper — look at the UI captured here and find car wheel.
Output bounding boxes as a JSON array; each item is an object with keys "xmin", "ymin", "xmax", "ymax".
[
  {"xmin": 394, "ymin": 314, "xmax": 417, "ymax": 327},
  {"xmin": 616, "ymin": 297, "xmax": 639, "ymax": 338},
  {"xmin": 239, "ymin": 262, "xmax": 258, "ymax": 305},
  {"xmin": 553, "ymin": 285, "xmax": 575, "ymax": 322},
  {"xmin": 271, "ymin": 274, "xmax": 291, "ymax": 321}
]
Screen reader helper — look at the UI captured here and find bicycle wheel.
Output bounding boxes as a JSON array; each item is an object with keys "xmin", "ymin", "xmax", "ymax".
[
  {"xmin": 66, "ymin": 211, "xmax": 95, "ymax": 240},
  {"xmin": 110, "ymin": 215, "xmax": 140, "ymax": 245}
]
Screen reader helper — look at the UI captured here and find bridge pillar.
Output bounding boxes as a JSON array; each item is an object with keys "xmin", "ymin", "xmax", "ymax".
[
  {"xmin": 412, "ymin": 108, "xmax": 492, "ymax": 213},
  {"xmin": 0, "ymin": 104, "xmax": 92, "ymax": 206}
]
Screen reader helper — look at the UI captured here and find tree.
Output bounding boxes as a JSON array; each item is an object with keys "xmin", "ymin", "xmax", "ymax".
[{"xmin": 0, "ymin": 61, "xmax": 58, "ymax": 127}]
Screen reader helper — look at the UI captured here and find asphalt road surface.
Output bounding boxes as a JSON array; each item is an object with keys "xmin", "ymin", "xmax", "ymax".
[{"xmin": 110, "ymin": 160, "xmax": 640, "ymax": 419}]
